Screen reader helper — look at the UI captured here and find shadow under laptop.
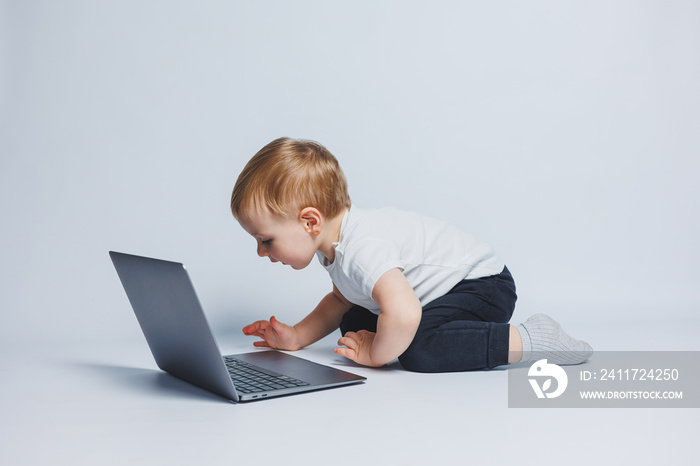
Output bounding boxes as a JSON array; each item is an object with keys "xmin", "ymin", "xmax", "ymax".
[{"xmin": 76, "ymin": 362, "xmax": 228, "ymax": 403}]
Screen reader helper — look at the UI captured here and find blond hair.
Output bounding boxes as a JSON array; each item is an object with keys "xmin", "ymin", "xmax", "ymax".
[{"xmin": 231, "ymin": 137, "xmax": 351, "ymax": 219}]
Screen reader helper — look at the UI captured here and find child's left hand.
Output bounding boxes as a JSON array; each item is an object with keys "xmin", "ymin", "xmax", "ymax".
[{"xmin": 335, "ymin": 330, "xmax": 384, "ymax": 367}]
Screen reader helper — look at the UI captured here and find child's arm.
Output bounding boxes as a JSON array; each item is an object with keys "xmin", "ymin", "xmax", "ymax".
[
  {"xmin": 335, "ymin": 268, "xmax": 422, "ymax": 367},
  {"xmin": 242, "ymin": 284, "xmax": 352, "ymax": 350}
]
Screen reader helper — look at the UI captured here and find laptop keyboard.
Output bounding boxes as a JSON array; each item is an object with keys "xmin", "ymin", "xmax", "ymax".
[{"xmin": 224, "ymin": 356, "xmax": 310, "ymax": 394}]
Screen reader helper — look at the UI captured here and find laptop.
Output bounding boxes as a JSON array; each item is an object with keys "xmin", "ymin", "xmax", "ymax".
[{"xmin": 109, "ymin": 251, "xmax": 366, "ymax": 402}]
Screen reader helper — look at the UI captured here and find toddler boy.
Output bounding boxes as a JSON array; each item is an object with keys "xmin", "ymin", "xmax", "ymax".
[{"xmin": 231, "ymin": 138, "xmax": 592, "ymax": 372}]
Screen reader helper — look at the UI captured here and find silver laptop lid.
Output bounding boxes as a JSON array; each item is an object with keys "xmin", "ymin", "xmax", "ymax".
[{"xmin": 109, "ymin": 251, "xmax": 238, "ymax": 401}]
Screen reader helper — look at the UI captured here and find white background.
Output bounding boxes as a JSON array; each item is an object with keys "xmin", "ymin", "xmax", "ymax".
[{"xmin": 2, "ymin": 1, "xmax": 699, "ymax": 465}]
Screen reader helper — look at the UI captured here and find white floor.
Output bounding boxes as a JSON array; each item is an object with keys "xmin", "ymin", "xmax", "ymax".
[{"xmin": 2, "ymin": 315, "xmax": 699, "ymax": 466}]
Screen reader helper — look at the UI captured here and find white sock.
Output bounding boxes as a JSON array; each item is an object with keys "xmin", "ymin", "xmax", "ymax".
[{"xmin": 516, "ymin": 314, "xmax": 593, "ymax": 365}]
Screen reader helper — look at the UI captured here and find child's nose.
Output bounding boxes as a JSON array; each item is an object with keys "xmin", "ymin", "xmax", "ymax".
[{"xmin": 257, "ymin": 243, "xmax": 269, "ymax": 257}]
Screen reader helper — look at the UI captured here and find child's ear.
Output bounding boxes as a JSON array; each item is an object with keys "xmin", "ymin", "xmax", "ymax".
[{"xmin": 299, "ymin": 207, "xmax": 322, "ymax": 236}]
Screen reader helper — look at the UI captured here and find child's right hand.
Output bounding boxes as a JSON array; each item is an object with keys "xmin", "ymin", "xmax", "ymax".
[{"xmin": 242, "ymin": 316, "xmax": 301, "ymax": 351}]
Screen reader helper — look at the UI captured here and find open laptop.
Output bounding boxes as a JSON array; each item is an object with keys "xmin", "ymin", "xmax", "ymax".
[{"xmin": 109, "ymin": 251, "xmax": 366, "ymax": 402}]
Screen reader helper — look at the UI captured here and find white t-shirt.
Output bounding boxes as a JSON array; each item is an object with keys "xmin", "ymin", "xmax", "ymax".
[{"xmin": 316, "ymin": 206, "xmax": 505, "ymax": 315}]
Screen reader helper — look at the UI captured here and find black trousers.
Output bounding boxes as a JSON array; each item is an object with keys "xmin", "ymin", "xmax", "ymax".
[{"xmin": 339, "ymin": 266, "xmax": 517, "ymax": 372}]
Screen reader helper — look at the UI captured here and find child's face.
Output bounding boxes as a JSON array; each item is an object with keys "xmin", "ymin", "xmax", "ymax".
[{"xmin": 237, "ymin": 208, "xmax": 319, "ymax": 270}]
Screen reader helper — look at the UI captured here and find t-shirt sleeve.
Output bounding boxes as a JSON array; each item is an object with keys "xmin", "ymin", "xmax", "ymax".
[{"xmin": 345, "ymin": 238, "xmax": 404, "ymax": 299}]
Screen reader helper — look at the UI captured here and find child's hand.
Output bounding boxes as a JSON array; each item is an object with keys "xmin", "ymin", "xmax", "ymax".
[
  {"xmin": 242, "ymin": 316, "xmax": 300, "ymax": 351},
  {"xmin": 335, "ymin": 330, "xmax": 384, "ymax": 367}
]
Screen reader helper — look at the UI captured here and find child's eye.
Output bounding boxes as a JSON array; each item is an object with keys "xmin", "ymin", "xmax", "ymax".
[{"xmin": 262, "ymin": 239, "xmax": 272, "ymax": 246}]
